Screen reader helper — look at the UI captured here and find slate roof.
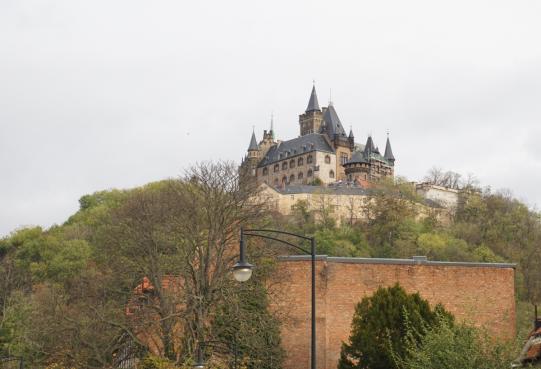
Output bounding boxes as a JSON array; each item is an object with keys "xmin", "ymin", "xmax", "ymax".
[
  {"xmin": 248, "ymin": 131, "xmax": 259, "ymax": 151},
  {"xmin": 258, "ymin": 133, "xmax": 334, "ymax": 167},
  {"xmin": 364, "ymin": 136, "xmax": 376, "ymax": 154},
  {"xmin": 321, "ymin": 104, "xmax": 347, "ymax": 137},
  {"xmin": 384, "ymin": 136, "xmax": 395, "ymax": 161},
  {"xmin": 306, "ymin": 85, "xmax": 320, "ymax": 112},
  {"xmin": 347, "ymin": 142, "xmax": 392, "ymax": 166}
]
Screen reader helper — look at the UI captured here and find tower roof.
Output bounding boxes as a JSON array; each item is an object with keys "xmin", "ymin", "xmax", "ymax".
[
  {"xmin": 321, "ymin": 104, "xmax": 347, "ymax": 137},
  {"xmin": 384, "ymin": 135, "xmax": 395, "ymax": 161},
  {"xmin": 349, "ymin": 127, "xmax": 354, "ymax": 138},
  {"xmin": 248, "ymin": 131, "xmax": 259, "ymax": 151},
  {"xmin": 364, "ymin": 136, "xmax": 376, "ymax": 155},
  {"xmin": 306, "ymin": 85, "xmax": 320, "ymax": 112}
]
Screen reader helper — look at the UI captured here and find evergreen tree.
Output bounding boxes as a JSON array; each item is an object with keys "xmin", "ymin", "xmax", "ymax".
[{"xmin": 338, "ymin": 284, "xmax": 452, "ymax": 369}]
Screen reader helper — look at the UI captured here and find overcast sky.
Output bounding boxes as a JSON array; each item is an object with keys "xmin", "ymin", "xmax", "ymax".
[{"xmin": 1, "ymin": 0, "xmax": 541, "ymax": 237}]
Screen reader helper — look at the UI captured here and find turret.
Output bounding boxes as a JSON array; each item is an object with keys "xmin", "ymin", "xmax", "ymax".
[
  {"xmin": 364, "ymin": 136, "xmax": 375, "ymax": 156},
  {"xmin": 299, "ymin": 84, "xmax": 324, "ymax": 136},
  {"xmin": 247, "ymin": 131, "xmax": 259, "ymax": 158},
  {"xmin": 384, "ymin": 134, "xmax": 395, "ymax": 165},
  {"xmin": 348, "ymin": 127, "xmax": 355, "ymax": 149}
]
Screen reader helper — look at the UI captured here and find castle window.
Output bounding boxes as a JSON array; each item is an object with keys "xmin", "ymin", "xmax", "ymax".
[
  {"xmin": 325, "ymin": 155, "xmax": 331, "ymax": 164},
  {"xmin": 274, "ymin": 178, "xmax": 279, "ymax": 186},
  {"xmin": 290, "ymin": 174, "xmax": 295, "ymax": 182},
  {"xmin": 341, "ymin": 153, "xmax": 349, "ymax": 164},
  {"xmin": 263, "ymin": 167, "xmax": 268, "ymax": 176},
  {"xmin": 329, "ymin": 170, "xmax": 335, "ymax": 178},
  {"xmin": 307, "ymin": 169, "xmax": 313, "ymax": 177},
  {"xmin": 307, "ymin": 155, "xmax": 313, "ymax": 164},
  {"xmin": 274, "ymin": 164, "xmax": 279, "ymax": 172},
  {"xmin": 298, "ymin": 172, "xmax": 304, "ymax": 179},
  {"xmin": 282, "ymin": 175, "xmax": 287, "ymax": 184},
  {"xmin": 290, "ymin": 159, "xmax": 295, "ymax": 168},
  {"xmin": 282, "ymin": 162, "xmax": 288, "ymax": 170},
  {"xmin": 298, "ymin": 157, "xmax": 304, "ymax": 166}
]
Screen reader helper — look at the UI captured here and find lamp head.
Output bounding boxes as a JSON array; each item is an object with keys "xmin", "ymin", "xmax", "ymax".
[{"xmin": 233, "ymin": 261, "xmax": 254, "ymax": 282}]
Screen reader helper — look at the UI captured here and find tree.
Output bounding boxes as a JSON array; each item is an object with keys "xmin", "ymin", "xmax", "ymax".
[
  {"xmin": 338, "ymin": 284, "xmax": 452, "ymax": 369},
  {"xmin": 397, "ymin": 316, "xmax": 514, "ymax": 369}
]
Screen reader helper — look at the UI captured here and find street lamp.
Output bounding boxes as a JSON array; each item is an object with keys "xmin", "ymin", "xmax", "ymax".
[
  {"xmin": 192, "ymin": 340, "xmax": 239, "ymax": 369},
  {"xmin": 232, "ymin": 233, "xmax": 254, "ymax": 282},
  {"xmin": 232, "ymin": 228, "xmax": 317, "ymax": 369}
]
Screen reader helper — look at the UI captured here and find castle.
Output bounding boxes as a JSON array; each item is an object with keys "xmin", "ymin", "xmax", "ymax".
[{"xmin": 241, "ymin": 86, "xmax": 396, "ymax": 187}]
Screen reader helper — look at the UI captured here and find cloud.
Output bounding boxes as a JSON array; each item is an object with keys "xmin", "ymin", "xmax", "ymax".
[{"xmin": 1, "ymin": 0, "xmax": 541, "ymax": 235}]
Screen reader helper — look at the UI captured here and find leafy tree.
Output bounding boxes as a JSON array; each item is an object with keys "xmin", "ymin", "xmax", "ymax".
[
  {"xmin": 338, "ymin": 284, "xmax": 452, "ymax": 369},
  {"xmin": 397, "ymin": 316, "xmax": 515, "ymax": 369}
]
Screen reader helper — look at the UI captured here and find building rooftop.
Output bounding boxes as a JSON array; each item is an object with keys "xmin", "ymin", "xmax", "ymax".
[
  {"xmin": 258, "ymin": 133, "xmax": 334, "ymax": 167},
  {"xmin": 278, "ymin": 255, "xmax": 517, "ymax": 269}
]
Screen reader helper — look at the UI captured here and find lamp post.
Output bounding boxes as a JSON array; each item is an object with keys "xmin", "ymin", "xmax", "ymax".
[
  {"xmin": 232, "ymin": 228, "xmax": 317, "ymax": 369},
  {"xmin": 192, "ymin": 340, "xmax": 239, "ymax": 369}
]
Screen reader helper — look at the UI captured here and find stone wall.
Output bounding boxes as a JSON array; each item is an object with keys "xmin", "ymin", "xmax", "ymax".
[{"xmin": 271, "ymin": 256, "xmax": 516, "ymax": 369}]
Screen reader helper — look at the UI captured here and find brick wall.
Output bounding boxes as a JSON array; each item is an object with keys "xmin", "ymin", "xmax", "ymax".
[{"xmin": 271, "ymin": 256, "xmax": 516, "ymax": 369}]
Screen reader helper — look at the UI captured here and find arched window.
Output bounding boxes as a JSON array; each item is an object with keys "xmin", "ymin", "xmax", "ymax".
[
  {"xmin": 325, "ymin": 155, "xmax": 331, "ymax": 164},
  {"xmin": 263, "ymin": 167, "xmax": 268, "ymax": 175},
  {"xmin": 307, "ymin": 155, "xmax": 313, "ymax": 164},
  {"xmin": 290, "ymin": 159, "xmax": 295, "ymax": 168},
  {"xmin": 298, "ymin": 157, "xmax": 304, "ymax": 166},
  {"xmin": 274, "ymin": 178, "xmax": 279, "ymax": 186},
  {"xmin": 307, "ymin": 169, "xmax": 313, "ymax": 177},
  {"xmin": 298, "ymin": 172, "xmax": 304, "ymax": 180},
  {"xmin": 290, "ymin": 174, "xmax": 295, "ymax": 182},
  {"xmin": 282, "ymin": 162, "xmax": 288, "ymax": 170},
  {"xmin": 329, "ymin": 170, "xmax": 335, "ymax": 178},
  {"xmin": 282, "ymin": 175, "xmax": 287, "ymax": 184},
  {"xmin": 274, "ymin": 164, "xmax": 279, "ymax": 172}
]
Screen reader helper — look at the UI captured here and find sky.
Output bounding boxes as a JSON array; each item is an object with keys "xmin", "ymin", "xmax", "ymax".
[{"xmin": 1, "ymin": 0, "xmax": 541, "ymax": 237}]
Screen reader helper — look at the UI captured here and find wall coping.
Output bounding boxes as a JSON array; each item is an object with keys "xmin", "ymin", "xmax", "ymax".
[{"xmin": 277, "ymin": 255, "xmax": 516, "ymax": 269}]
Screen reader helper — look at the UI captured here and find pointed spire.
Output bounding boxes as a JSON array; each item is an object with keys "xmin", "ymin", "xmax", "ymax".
[
  {"xmin": 384, "ymin": 133, "xmax": 395, "ymax": 163},
  {"xmin": 270, "ymin": 113, "xmax": 275, "ymax": 140},
  {"xmin": 248, "ymin": 130, "xmax": 259, "ymax": 151},
  {"xmin": 306, "ymin": 84, "xmax": 320, "ymax": 112},
  {"xmin": 364, "ymin": 136, "xmax": 375, "ymax": 156},
  {"xmin": 349, "ymin": 126, "xmax": 354, "ymax": 138}
]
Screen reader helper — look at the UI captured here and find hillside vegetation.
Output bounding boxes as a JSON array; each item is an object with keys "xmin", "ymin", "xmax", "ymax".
[{"xmin": 1, "ymin": 162, "xmax": 540, "ymax": 367}]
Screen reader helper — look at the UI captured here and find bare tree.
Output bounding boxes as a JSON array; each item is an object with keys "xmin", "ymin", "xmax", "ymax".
[{"xmin": 104, "ymin": 161, "xmax": 268, "ymax": 362}]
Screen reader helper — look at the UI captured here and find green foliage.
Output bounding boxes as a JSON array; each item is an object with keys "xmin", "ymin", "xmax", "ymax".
[
  {"xmin": 338, "ymin": 284, "xmax": 453, "ymax": 369},
  {"xmin": 213, "ymin": 273, "xmax": 284, "ymax": 369},
  {"xmin": 139, "ymin": 355, "xmax": 177, "ymax": 369},
  {"xmin": 397, "ymin": 316, "xmax": 515, "ymax": 369},
  {"xmin": 314, "ymin": 227, "xmax": 370, "ymax": 257}
]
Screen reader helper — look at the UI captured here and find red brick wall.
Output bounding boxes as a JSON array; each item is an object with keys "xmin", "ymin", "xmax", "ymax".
[{"xmin": 271, "ymin": 257, "xmax": 516, "ymax": 369}]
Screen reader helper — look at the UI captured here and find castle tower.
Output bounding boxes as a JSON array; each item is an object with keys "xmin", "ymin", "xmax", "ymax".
[
  {"xmin": 260, "ymin": 114, "xmax": 276, "ymax": 158},
  {"xmin": 245, "ymin": 131, "xmax": 260, "ymax": 176},
  {"xmin": 384, "ymin": 134, "xmax": 395, "ymax": 166},
  {"xmin": 299, "ymin": 85, "xmax": 324, "ymax": 136}
]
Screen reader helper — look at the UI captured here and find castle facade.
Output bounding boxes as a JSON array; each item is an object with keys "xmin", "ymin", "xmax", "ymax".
[{"xmin": 241, "ymin": 86, "xmax": 396, "ymax": 187}]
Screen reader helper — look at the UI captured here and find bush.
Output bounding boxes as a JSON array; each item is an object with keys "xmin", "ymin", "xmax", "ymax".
[
  {"xmin": 338, "ymin": 284, "xmax": 452, "ymax": 369},
  {"xmin": 397, "ymin": 316, "xmax": 515, "ymax": 369}
]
